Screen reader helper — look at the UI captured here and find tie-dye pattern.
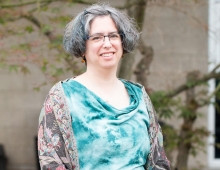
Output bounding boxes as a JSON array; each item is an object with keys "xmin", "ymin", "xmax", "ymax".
[
  {"xmin": 62, "ymin": 79, "xmax": 150, "ymax": 170},
  {"xmin": 38, "ymin": 78, "xmax": 171, "ymax": 170}
]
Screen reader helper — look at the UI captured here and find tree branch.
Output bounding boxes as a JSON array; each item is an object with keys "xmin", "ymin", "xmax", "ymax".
[
  {"xmin": 150, "ymin": 3, "xmax": 208, "ymax": 32},
  {"xmin": 73, "ymin": 0, "xmax": 95, "ymax": 5},
  {"xmin": 0, "ymin": 0, "xmax": 94, "ymax": 9},
  {"xmin": 116, "ymin": 1, "xmax": 138, "ymax": 10},
  {"xmin": 0, "ymin": 0, "xmax": 56, "ymax": 8},
  {"xmin": 211, "ymin": 63, "xmax": 220, "ymax": 73},
  {"xmin": 166, "ymin": 70, "xmax": 220, "ymax": 98},
  {"xmin": 197, "ymin": 82, "xmax": 220, "ymax": 108},
  {"xmin": 134, "ymin": 38, "xmax": 153, "ymax": 88}
]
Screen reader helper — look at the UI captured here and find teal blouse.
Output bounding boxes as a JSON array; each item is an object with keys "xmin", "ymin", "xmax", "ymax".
[{"xmin": 62, "ymin": 79, "xmax": 150, "ymax": 170}]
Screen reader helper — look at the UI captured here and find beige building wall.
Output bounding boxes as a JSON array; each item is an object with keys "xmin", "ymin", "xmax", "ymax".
[
  {"xmin": 145, "ymin": 2, "xmax": 208, "ymax": 89},
  {"xmin": 0, "ymin": 0, "xmax": 209, "ymax": 169},
  {"xmin": 143, "ymin": 1, "xmax": 208, "ymax": 169}
]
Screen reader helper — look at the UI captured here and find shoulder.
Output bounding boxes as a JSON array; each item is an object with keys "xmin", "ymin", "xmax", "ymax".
[
  {"xmin": 120, "ymin": 79, "xmax": 149, "ymax": 100},
  {"xmin": 120, "ymin": 79, "xmax": 154, "ymax": 111},
  {"xmin": 120, "ymin": 78, "xmax": 144, "ymax": 89},
  {"xmin": 47, "ymin": 78, "xmax": 73, "ymax": 97}
]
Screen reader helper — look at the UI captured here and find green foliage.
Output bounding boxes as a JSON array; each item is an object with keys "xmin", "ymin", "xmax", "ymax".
[
  {"xmin": 150, "ymin": 90, "xmax": 179, "ymax": 119},
  {"xmin": 189, "ymin": 127, "xmax": 209, "ymax": 156},
  {"xmin": 0, "ymin": 53, "xmax": 6, "ymax": 68},
  {"xmin": 186, "ymin": 81, "xmax": 195, "ymax": 88},
  {"xmin": 39, "ymin": 5, "xmax": 49, "ymax": 11},
  {"xmin": 178, "ymin": 106, "xmax": 196, "ymax": 119},
  {"xmin": 33, "ymin": 82, "xmax": 47, "ymax": 91},
  {"xmin": 41, "ymin": 24, "xmax": 53, "ymax": 34},
  {"xmin": 12, "ymin": 43, "xmax": 31, "ymax": 51},
  {"xmin": 50, "ymin": 16, "xmax": 71, "ymax": 26},
  {"xmin": 51, "ymin": 67, "xmax": 64, "ymax": 77},
  {"xmin": 25, "ymin": 25, "xmax": 34, "ymax": 33},
  {"xmin": 21, "ymin": 65, "xmax": 30, "ymax": 74},
  {"xmin": 9, "ymin": 64, "xmax": 18, "ymax": 72},
  {"xmin": 0, "ymin": 62, "xmax": 6, "ymax": 68},
  {"xmin": 48, "ymin": 36, "xmax": 63, "ymax": 49},
  {"xmin": 216, "ymin": 143, "xmax": 220, "ymax": 149},
  {"xmin": 0, "ymin": 0, "xmax": 85, "ymax": 86},
  {"xmin": 150, "ymin": 85, "xmax": 210, "ymax": 160},
  {"xmin": 215, "ymin": 89, "xmax": 220, "ymax": 100},
  {"xmin": 0, "ymin": 1, "xmax": 217, "ymax": 169},
  {"xmin": 41, "ymin": 59, "xmax": 48, "ymax": 73},
  {"xmin": 161, "ymin": 123, "xmax": 179, "ymax": 152},
  {"xmin": 0, "ymin": 18, "xmax": 5, "ymax": 24},
  {"xmin": 51, "ymin": 7, "xmax": 61, "ymax": 13}
]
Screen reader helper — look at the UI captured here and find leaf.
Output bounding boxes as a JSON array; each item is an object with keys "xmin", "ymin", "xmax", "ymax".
[
  {"xmin": 41, "ymin": 59, "xmax": 49, "ymax": 73},
  {"xmin": 0, "ymin": 18, "xmax": 5, "ymax": 24},
  {"xmin": 50, "ymin": 16, "xmax": 71, "ymax": 26},
  {"xmin": 33, "ymin": 82, "xmax": 47, "ymax": 91},
  {"xmin": 9, "ymin": 65, "xmax": 18, "ymax": 72},
  {"xmin": 25, "ymin": 26, "xmax": 34, "ymax": 33},
  {"xmin": 21, "ymin": 66, "xmax": 30, "ymax": 74},
  {"xmin": 12, "ymin": 43, "xmax": 31, "ymax": 51},
  {"xmin": 186, "ymin": 81, "xmax": 194, "ymax": 88},
  {"xmin": 0, "ymin": 64, "xmax": 5, "ymax": 69},
  {"xmin": 40, "ymin": 6, "xmax": 48, "ymax": 11},
  {"xmin": 178, "ymin": 106, "xmax": 196, "ymax": 119},
  {"xmin": 33, "ymin": 87, "xmax": 40, "ymax": 91},
  {"xmin": 216, "ymin": 143, "xmax": 220, "ymax": 149},
  {"xmin": 48, "ymin": 36, "xmax": 63, "ymax": 49},
  {"xmin": 42, "ymin": 24, "xmax": 53, "ymax": 34},
  {"xmin": 51, "ymin": 7, "xmax": 60, "ymax": 13},
  {"xmin": 54, "ymin": 68, "xmax": 64, "ymax": 76},
  {"xmin": 149, "ymin": 90, "xmax": 178, "ymax": 119}
]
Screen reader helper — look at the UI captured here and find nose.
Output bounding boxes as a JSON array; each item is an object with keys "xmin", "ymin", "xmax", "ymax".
[
  {"xmin": 103, "ymin": 35, "xmax": 111, "ymax": 42},
  {"xmin": 103, "ymin": 36, "xmax": 112, "ymax": 48}
]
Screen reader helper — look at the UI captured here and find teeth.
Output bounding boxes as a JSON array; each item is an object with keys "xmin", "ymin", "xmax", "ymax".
[{"xmin": 102, "ymin": 53, "xmax": 113, "ymax": 57}]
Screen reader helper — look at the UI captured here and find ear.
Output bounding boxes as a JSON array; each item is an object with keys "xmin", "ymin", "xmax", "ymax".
[{"xmin": 81, "ymin": 54, "xmax": 86, "ymax": 63}]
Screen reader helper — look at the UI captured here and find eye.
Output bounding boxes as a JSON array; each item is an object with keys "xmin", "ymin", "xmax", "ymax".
[
  {"xmin": 109, "ymin": 33, "xmax": 119, "ymax": 39},
  {"xmin": 91, "ymin": 35, "xmax": 102, "ymax": 41}
]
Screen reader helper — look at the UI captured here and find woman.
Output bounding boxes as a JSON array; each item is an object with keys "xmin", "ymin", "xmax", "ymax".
[{"xmin": 38, "ymin": 4, "xmax": 170, "ymax": 170}]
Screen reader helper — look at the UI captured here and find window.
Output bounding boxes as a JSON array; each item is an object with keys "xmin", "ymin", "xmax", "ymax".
[
  {"xmin": 208, "ymin": 0, "xmax": 220, "ymax": 168},
  {"xmin": 215, "ymin": 80, "xmax": 220, "ymax": 158}
]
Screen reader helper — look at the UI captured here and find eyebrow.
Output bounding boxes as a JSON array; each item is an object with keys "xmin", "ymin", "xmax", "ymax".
[{"xmin": 89, "ymin": 31, "xmax": 118, "ymax": 36}]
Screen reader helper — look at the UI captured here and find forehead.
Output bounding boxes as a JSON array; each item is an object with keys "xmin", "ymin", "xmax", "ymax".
[{"xmin": 89, "ymin": 15, "xmax": 118, "ymax": 34}]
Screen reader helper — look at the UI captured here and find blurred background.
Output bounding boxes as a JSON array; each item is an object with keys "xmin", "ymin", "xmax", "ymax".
[{"xmin": 0, "ymin": 0, "xmax": 220, "ymax": 169}]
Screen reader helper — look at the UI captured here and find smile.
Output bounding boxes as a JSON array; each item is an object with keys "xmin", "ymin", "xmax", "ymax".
[{"xmin": 101, "ymin": 52, "xmax": 114, "ymax": 57}]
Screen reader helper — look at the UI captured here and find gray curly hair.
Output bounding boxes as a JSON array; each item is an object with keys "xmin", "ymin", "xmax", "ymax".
[{"xmin": 63, "ymin": 4, "xmax": 140, "ymax": 58}]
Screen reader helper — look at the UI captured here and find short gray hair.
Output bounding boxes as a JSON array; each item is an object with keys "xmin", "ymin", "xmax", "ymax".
[{"xmin": 63, "ymin": 4, "xmax": 140, "ymax": 58}]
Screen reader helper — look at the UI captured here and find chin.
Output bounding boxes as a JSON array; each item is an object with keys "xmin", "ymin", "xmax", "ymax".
[{"xmin": 101, "ymin": 63, "xmax": 118, "ymax": 70}]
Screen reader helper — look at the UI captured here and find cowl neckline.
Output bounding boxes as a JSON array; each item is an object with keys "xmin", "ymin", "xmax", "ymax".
[{"xmin": 69, "ymin": 78, "xmax": 140, "ymax": 120}]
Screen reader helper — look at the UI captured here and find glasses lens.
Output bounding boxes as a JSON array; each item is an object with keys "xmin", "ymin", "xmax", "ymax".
[
  {"xmin": 90, "ymin": 35, "xmax": 103, "ymax": 42},
  {"xmin": 109, "ymin": 33, "xmax": 120, "ymax": 40},
  {"xmin": 88, "ymin": 33, "xmax": 121, "ymax": 42}
]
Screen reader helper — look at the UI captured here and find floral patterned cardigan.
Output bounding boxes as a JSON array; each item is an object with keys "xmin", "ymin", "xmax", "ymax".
[{"xmin": 38, "ymin": 79, "xmax": 171, "ymax": 170}]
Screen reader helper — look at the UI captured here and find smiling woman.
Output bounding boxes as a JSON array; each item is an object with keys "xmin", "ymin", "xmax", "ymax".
[
  {"xmin": 38, "ymin": 3, "xmax": 171, "ymax": 170},
  {"xmin": 84, "ymin": 15, "xmax": 123, "ymax": 71}
]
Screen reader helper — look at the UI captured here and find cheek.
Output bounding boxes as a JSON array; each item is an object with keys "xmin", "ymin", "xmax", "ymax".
[
  {"xmin": 116, "ymin": 43, "xmax": 123, "ymax": 53},
  {"xmin": 85, "ymin": 43, "xmax": 100, "ymax": 56}
]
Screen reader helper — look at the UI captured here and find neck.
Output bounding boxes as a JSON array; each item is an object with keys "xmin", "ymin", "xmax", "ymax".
[
  {"xmin": 84, "ymin": 67, "xmax": 119, "ymax": 103},
  {"xmin": 85, "ymin": 66, "xmax": 118, "ymax": 86}
]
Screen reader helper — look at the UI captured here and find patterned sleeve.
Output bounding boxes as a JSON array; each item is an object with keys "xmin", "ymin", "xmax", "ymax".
[
  {"xmin": 142, "ymin": 88, "xmax": 171, "ymax": 170},
  {"xmin": 38, "ymin": 82, "xmax": 79, "ymax": 170}
]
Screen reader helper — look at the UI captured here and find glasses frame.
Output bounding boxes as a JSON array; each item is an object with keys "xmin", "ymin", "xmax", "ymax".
[{"xmin": 86, "ymin": 32, "xmax": 123, "ymax": 43}]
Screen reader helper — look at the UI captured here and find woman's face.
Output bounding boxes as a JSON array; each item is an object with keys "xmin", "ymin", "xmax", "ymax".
[{"xmin": 84, "ymin": 15, "xmax": 123, "ymax": 71}]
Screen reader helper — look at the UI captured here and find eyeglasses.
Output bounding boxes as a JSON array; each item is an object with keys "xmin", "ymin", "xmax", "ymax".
[{"xmin": 87, "ymin": 32, "xmax": 122, "ymax": 43}]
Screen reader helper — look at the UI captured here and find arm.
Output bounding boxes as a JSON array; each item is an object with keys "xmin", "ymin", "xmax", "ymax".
[
  {"xmin": 142, "ymin": 88, "xmax": 171, "ymax": 170},
  {"xmin": 38, "ymin": 82, "xmax": 79, "ymax": 170}
]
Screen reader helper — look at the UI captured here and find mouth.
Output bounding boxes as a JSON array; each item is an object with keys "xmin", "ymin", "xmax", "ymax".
[{"xmin": 100, "ymin": 52, "xmax": 115, "ymax": 57}]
